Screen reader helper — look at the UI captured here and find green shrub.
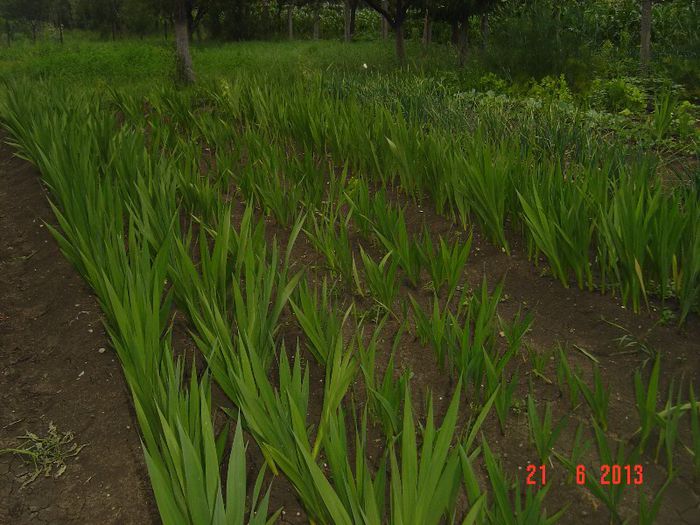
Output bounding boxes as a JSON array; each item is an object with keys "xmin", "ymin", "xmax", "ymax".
[
  {"xmin": 527, "ymin": 74, "xmax": 573, "ymax": 103},
  {"xmin": 478, "ymin": 72, "xmax": 509, "ymax": 94},
  {"xmin": 588, "ymin": 77, "xmax": 647, "ymax": 113}
]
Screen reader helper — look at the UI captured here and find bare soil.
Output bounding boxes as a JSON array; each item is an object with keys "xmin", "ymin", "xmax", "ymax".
[{"xmin": 0, "ymin": 135, "xmax": 158, "ymax": 524}]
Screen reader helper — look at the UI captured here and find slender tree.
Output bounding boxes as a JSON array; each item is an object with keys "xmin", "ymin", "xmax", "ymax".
[
  {"xmin": 422, "ymin": 7, "xmax": 432, "ymax": 45},
  {"xmin": 0, "ymin": 0, "xmax": 19, "ymax": 45},
  {"xmin": 363, "ymin": 0, "xmax": 419, "ymax": 63},
  {"xmin": 434, "ymin": 0, "xmax": 496, "ymax": 67},
  {"xmin": 343, "ymin": 0, "xmax": 358, "ymax": 42},
  {"xmin": 184, "ymin": 0, "xmax": 208, "ymax": 41},
  {"xmin": 312, "ymin": 0, "xmax": 320, "ymax": 39},
  {"xmin": 46, "ymin": 0, "xmax": 71, "ymax": 43},
  {"xmin": 640, "ymin": 0, "xmax": 652, "ymax": 72},
  {"xmin": 380, "ymin": 0, "xmax": 388, "ymax": 38},
  {"xmin": 1, "ymin": 0, "xmax": 47, "ymax": 42},
  {"xmin": 174, "ymin": 0, "xmax": 195, "ymax": 83}
]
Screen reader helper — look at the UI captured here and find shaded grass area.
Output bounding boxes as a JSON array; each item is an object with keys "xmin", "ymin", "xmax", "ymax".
[{"xmin": 0, "ymin": 39, "xmax": 428, "ymax": 86}]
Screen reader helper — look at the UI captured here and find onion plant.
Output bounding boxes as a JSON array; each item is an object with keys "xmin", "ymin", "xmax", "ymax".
[
  {"xmin": 305, "ymin": 203, "xmax": 355, "ymax": 285},
  {"xmin": 527, "ymin": 396, "xmax": 568, "ymax": 464},
  {"xmin": 386, "ymin": 385, "xmax": 464, "ymax": 525},
  {"xmin": 410, "ymin": 294, "xmax": 452, "ymax": 370},
  {"xmin": 456, "ymin": 139, "xmax": 513, "ymax": 254},
  {"xmin": 0, "ymin": 84, "xmax": 285, "ymax": 524},
  {"xmin": 372, "ymin": 205, "xmax": 423, "ymax": 288},
  {"xmin": 417, "ymin": 229, "xmax": 472, "ymax": 300},
  {"xmin": 688, "ymin": 385, "xmax": 700, "ymax": 478},
  {"xmin": 633, "ymin": 475, "xmax": 675, "ymax": 525},
  {"xmin": 169, "ymin": 71, "xmax": 700, "ymax": 324},
  {"xmin": 517, "ymin": 169, "xmax": 594, "ymax": 290},
  {"xmin": 556, "ymin": 347, "xmax": 581, "ymax": 410},
  {"xmin": 494, "ymin": 370, "xmax": 519, "ymax": 435},
  {"xmin": 142, "ymin": 369, "xmax": 279, "ymax": 525},
  {"xmin": 290, "ymin": 277, "xmax": 343, "ymax": 365},
  {"xmin": 633, "ymin": 354, "xmax": 661, "ymax": 453},
  {"xmin": 358, "ymin": 247, "xmax": 400, "ymax": 313},
  {"xmin": 575, "ymin": 367, "xmax": 610, "ymax": 432},
  {"xmin": 651, "ymin": 91, "xmax": 678, "ymax": 142},
  {"xmin": 481, "ymin": 439, "xmax": 567, "ymax": 524},
  {"xmin": 596, "ymin": 178, "xmax": 661, "ymax": 312},
  {"xmin": 654, "ymin": 380, "xmax": 684, "ymax": 472},
  {"xmin": 359, "ymin": 320, "xmax": 409, "ymax": 440}
]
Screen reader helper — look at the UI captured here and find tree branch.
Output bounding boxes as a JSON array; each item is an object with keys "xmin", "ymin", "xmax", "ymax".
[{"xmin": 363, "ymin": 0, "xmax": 396, "ymax": 27}]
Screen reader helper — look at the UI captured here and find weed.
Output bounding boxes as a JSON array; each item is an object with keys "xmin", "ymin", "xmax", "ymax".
[{"xmin": 0, "ymin": 423, "xmax": 86, "ymax": 488}]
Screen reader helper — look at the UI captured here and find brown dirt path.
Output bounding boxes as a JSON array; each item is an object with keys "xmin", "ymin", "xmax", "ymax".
[{"xmin": 0, "ymin": 134, "xmax": 158, "ymax": 524}]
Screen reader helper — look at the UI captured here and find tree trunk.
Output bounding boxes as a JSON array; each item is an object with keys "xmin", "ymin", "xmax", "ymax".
[
  {"xmin": 349, "ymin": 1, "xmax": 357, "ymax": 39},
  {"xmin": 276, "ymin": 1, "xmax": 282, "ymax": 33},
  {"xmin": 457, "ymin": 19, "xmax": 469, "ymax": 67},
  {"xmin": 59, "ymin": 22, "xmax": 64, "ymax": 44},
  {"xmin": 395, "ymin": 21, "xmax": 406, "ymax": 65},
  {"xmin": 450, "ymin": 20, "xmax": 459, "ymax": 45},
  {"xmin": 175, "ymin": 0, "xmax": 195, "ymax": 85},
  {"xmin": 344, "ymin": 0, "xmax": 351, "ymax": 41},
  {"xmin": 640, "ymin": 0, "xmax": 652, "ymax": 72},
  {"xmin": 5, "ymin": 20, "xmax": 10, "ymax": 46},
  {"xmin": 422, "ymin": 10, "xmax": 432, "ymax": 46},
  {"xmin": 313, "ymin": 3, "xmax": 320, "ymax": 39},
  {"xmin": 163, "ymin": 17, "xmax": 168, "ymax": 39},
  {"xmin": 287, "ymin": 4, "xmax": 293, "ymax": 40},
  {"xmin": 381, "ymin": 0, "xmax": 389, "ymax": 39},
  {"xmin": 111, "ymin": 0, "xmax": 119, "ymax": 39},
  {"xmin": 31, "ymin": 23, "xmax": 37, "ymax": 43},
  {"xmin": 480, "ymin": 13, "xmax": 488, "ymax": 49}
]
